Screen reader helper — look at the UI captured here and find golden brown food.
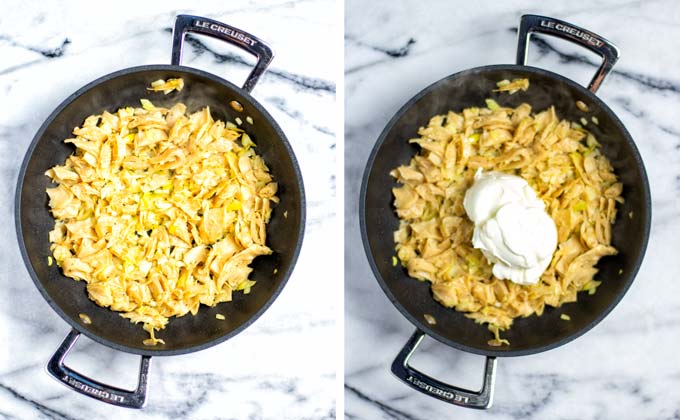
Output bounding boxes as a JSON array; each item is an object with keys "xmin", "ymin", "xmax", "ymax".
[
  {"xmin": 494, "ymin": 78, "xmax": 530, "ymax": 95},
  {"xmin": 391, "ymin": 97, "xmax": 622, "ymax": 345},
  {"xmin": 46, "ymin": 100, "xmax": 278, "ymax": 345},
  {"xmin": 147, "ymin": 78, "xmax": 184, "ymax": 94},
  {"xmin": 575, "ymin": 100, "xmax": 589, "ymax": 113}
]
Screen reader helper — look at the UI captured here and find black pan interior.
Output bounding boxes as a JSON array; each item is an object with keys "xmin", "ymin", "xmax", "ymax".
[
  {"xmin": 361, "ymin": 65, "xmax": 650, "ymax": 357},
  {"xmin": 17, "ymin": 65, "xmax": 304, "ymax": 356}
]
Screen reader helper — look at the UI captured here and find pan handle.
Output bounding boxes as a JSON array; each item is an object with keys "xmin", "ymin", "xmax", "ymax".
[
  {"xmin": 515, "ymin": 14, "xmax": 620, "ymax": 93},
  {"xmin": 171, "ymin": 14, "xmax": 274, "ymax": 93},
  {"xmin": 46, "ymin": 329, "xmax": 151, "ymax": 409},
  {"xmin": 391, "ymin": 329, "xmax": 497, "ymax": 409}
]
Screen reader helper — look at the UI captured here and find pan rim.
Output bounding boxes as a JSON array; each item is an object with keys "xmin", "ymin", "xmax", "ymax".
[
  {"xmin": 359, "ymin": 63, "xmax": 651, "ymax": 358},
  {"xmin": 15, "ymin": 64, "xmax": 306, "ymax": 356}
]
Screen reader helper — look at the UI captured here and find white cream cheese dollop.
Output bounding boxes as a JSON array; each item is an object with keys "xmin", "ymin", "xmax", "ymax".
[{"xmin": 463, "ymin": 170, "xmax": 557, "ymax": 285}]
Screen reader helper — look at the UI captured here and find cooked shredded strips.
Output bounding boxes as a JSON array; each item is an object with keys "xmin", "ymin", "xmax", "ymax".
[
  {"xmin": 494, "ymin": 78, "xmax": 530, "ymax": 95},
  {"xmin": 391, "ymin": 82, "xmax": 622, "ymax": 345},
  {"xmin": 147, "ymin": 78, "xmax": 184, "ymax": 94},
  {"xmin": 46, "ymin": 101, "xmax": 278, "ymax": 345},
  {"xmin": 488, "ymin": 324, "xmax": 510, "ymax": 346},
  {"xmin": 216, "ymin": 313, "xmax": 226, "ymax": 320},
  {"xmin": 560, "ymin": 314, "xmax": 571, "ymax": 321}
]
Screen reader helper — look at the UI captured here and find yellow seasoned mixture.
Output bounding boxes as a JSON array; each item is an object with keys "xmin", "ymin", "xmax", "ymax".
[
  {"xmin": 46, "ymin": 99, "xmax": 277, "ymax": 345},
  {"xmin": 391, "ymin": 90, "xmax": 622, "ymax": 345}
]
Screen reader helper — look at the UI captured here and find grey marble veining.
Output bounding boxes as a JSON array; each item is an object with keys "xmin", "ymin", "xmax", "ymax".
[
  {"xmin": 0, "ymin": 0, "xmax": 336, "ymax": 419},
  {"xmin": 345, "ymin": 0, "xmax": 680, "ymax": 418}
]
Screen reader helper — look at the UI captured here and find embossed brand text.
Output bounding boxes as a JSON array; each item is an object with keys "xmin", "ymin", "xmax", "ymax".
[
  {"xmin": 540, "ymin": 20, "xmax": 603, "ymax": 47},
  {"xmin": 194, "ymin": 20, "xmax": 257, "ymax": 46},
  {"xmin": 65, "ymin": 377, "xmax": 125, "ymax": 403},
  {"xmin": 406, "ymin": 376, "xmax": 469, "ymax": 403}
]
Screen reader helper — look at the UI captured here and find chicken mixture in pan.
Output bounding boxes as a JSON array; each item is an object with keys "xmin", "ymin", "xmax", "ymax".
[
  {"xmin": 46, "ymin": 91, "xmax": 277, "ymax": 345},
  {"xmin": 391, "ymin": 80, "xmax": 622, "ymax": 345}
]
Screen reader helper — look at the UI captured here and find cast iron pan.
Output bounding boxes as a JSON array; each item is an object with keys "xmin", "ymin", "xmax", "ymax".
[
  {"xmin": 15, "ymin": 15, "xmax": 305, "ymax": 408},
  {"xmin": 360, "ymin": 15, "xmax": 650, "ymax": 409}
]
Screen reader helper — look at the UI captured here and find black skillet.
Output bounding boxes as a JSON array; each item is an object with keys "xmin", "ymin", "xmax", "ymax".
[
  {"xmin": 15, "ymin": 15, "xmax": 305, "ymax": 408},
  {"xmin": 360, "ymin": 15, "xmax": 650, "ymax": 409}
]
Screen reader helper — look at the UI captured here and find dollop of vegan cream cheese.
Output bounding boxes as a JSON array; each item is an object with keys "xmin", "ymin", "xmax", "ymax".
[{"xmin": 463, "ymin": 170, "xmax": 557, "ymax": 285}]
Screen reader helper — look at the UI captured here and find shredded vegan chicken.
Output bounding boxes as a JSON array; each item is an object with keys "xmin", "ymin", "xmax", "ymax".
[
  {"xmin": 147, "ymin": 78, "xmax": 184, "ymax": 94},
  {"xmin": 494, "ymin": 78, "xmax": 530, "ymax": 95},
  {"xmin": 391, "ymin": 89, "xmax": 622, "ymax": 345},
  {"xmin": 46, "ymin": 99, "xmax": 278, "ymax": 345}
]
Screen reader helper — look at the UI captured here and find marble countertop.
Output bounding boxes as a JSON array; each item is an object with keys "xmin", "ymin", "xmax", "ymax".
[
  {"xmin": 345, "ymin": 0, "xmax": 680, "ymax": 418},
  {"xmin": 0, "ymin": 1, "xmax": 336, "ymax": 419}
]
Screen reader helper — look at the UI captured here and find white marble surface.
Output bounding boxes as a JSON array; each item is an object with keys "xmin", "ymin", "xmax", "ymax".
[
  {"xmin": 345, "ymin": 0, "xmax": 680, "ymax": 418},
  {"xmin": 0, "ymin": 1, "xmax": 337, "ymax": 419}
]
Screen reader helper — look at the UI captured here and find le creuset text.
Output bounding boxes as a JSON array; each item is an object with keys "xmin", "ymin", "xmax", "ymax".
[
  {"xmin": 540, "ymin": 20, "xmax": 604, "ymax": 47},
  {"xmin": 406, "ymin": 376, "xmax": 470, "ymax": 403},
  {"xmin": 193, "ymin": 20, "xmax": 258, "ymax": 46},
  {"xmin": 63, "ymin": 375, "xmax": 126, "ymax": 404}
]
